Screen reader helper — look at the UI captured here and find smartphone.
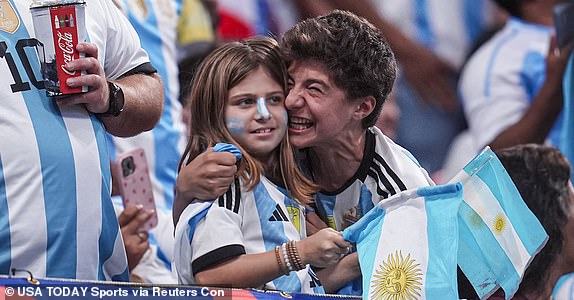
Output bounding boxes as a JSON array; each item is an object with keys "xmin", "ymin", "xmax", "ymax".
[
  {"xmin": 553, "ymin": 2, "xmax": 574, "ymax": 49},
  {"xmin": 112, "ymin": 147, "xmax": 158, "ymax": 232}
]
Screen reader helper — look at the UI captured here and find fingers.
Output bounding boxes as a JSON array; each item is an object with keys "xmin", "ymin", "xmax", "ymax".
[
  {"xmin": 549, "ymin": 35, "xmax": 562, "ymax": 58},
  {"xmin": 76, "ymin": 42, "xmax": 98, "ymax": 58},
  {"xmin": 117, "ymin": 205, "xmax": 141, "ymax": 227},
  {"xmin": 64, "ymin": 55, "xmax": 101, "ymax": 76},
  {"xmin": 202, "ymin": 149, "xmax": 239, "ymax": 167},
  {"xmin": 120, "ymin": 206, "xmax": 154, "ymax": 234},
  {"xmin": 137, "ymin": 231, "xmax": 149, "ymax": 243}
]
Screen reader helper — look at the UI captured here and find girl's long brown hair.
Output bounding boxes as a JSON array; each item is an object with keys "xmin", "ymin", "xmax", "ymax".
[{"xmin": 178, "ymin": 36, "xmax": 317, "ymax": 205}]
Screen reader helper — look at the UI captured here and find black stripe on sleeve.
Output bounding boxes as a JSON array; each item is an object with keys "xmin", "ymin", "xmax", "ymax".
[
  {"xmin": 225, "ymin": 188, "xmax": 233, "ymax": 210},
  {"xmin": 192, "ymin": 244, "xmax": 246, "ymax": 275},
  {"xmin": 371, "ymin": 164, "xmax": 396, "ymax": 195},
  {"xmin": 233, "ymin": 178, "xmax": 241, "ymax": 214},
  {"xmin": 374, "ymin": 153, "xmax": 407, "ymax": 191},
  {"xmin": 367, "ymin": 169, "xmax": 389, "ymax": 198},
  {"xmin": 218, "ymin": 195, "xmax": 225, "ymax": 208}
]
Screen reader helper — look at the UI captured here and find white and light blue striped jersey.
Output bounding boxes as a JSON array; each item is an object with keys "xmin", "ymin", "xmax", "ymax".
[
  {"xmin": 0, "ymin": 0, "xmax": 151, "ymax": 280},
  {"xmin": 174, "ymin": 176, "xmax": 324, "ymax": 294},
  {"xmin": 370, "ymin": 0, "xmax": 496, "ymax": 69},
  {"xmin": 553, "ymin": 273, "xmax": 574, "ymax": 300},
  {"xmin": 108, "ymin": 0, "xmax": 186, "ymax": 283},
  {"xmin": 312, "ymin": 127, "xmax": 434, "ymax": 232},
  {"xmin": 460, "ymin": 18, "xmax": 565, "ymax": 152},
  {"xmin": 310, "ymin": 127, "xmax": 434, "ymax": 295}
]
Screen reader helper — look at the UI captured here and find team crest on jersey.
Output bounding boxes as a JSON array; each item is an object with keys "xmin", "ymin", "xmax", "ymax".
[
  {"xmin": 126, "ymin": 0, "xmax": 148, "ymax": 20},
  {"xmin": 286, "ymin": 206, "xmax": 301, "ymax": 235},
  {"xmin": 0, "ymin": 0, "xmax": 19, "ymax": 34},
  {"xmin": 342, "ymin": 206, "xmax": 363, "ymax": 229}
]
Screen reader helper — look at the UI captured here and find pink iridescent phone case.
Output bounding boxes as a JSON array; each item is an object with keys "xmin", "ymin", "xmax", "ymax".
[{"xmin": 112, "ymin": 147, "xmax": 157, "ymax": 232}]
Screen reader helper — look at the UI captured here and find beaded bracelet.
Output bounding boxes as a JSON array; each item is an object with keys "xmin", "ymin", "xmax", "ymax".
[
  {"xmin": 288, "ymin": 241, "xmax": 305, "ymax": 271},
  {"xmin": 275, "ymin": 246, "xmax": 289, "ymax": 275},
  {"xmin": 282, "ymin": 243, "xmax": 294, "ymax": 272},
  {"xmin": 286, "ymin": 241, "xmax": 299, "ymax": 271}
]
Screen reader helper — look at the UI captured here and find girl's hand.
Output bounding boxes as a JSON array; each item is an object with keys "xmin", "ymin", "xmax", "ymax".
[{"xmin": 297, "ymin": 228, "xmax": 350, "ymax": 268}]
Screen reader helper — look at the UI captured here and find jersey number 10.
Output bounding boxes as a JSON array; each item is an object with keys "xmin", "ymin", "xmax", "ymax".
[{"xmin": 0, "ymin": 39, "xmax": 46, "ymax": 93}]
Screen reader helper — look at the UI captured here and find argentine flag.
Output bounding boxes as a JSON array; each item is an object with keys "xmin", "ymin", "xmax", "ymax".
[
  {"xmin": 560, "ymin": 53, "xmax": 574, "ymax": 183},
  {"xmin": 342, "ymin": 183, "xmax": 462, "ymax": 300},
  {"xmin": 449, "ymin": 147, "xmax": 548, "ymax": 299}
]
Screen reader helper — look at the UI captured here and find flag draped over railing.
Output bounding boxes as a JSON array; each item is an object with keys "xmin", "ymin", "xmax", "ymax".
[
  {"xmin": 342, "ymin": 183, "xmax": 462, "ymax": 300},
  {"xmin": 449, "ymin": 147, "xmax": 548, "ymax": 299}
]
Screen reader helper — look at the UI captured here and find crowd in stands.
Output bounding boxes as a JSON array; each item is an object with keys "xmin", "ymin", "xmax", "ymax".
[{"xmin": 1, "ymin": 0, "xmax": 572, "ymax": 299}]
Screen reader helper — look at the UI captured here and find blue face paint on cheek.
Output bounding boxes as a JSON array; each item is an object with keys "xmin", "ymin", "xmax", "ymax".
[
  {"xmin": 278, "ymin": 110, "xmax": 288, "ymax": 129},
  {"xmin": 226, "ymin": 117, "xmax": 245, "ymax": 134},
  {"xmin": 256, "ymin": 97, "xmax": 271, "ymax": 120}
]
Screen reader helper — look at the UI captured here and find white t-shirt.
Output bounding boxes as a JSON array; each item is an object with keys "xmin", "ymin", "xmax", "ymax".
[
  {"xmin": 174, "ymin": 176, "xmax": 324, "ymax": 294},
  {"xmin": 459, "ymin": 18, "xmax": 564, "ymax": 152},
  {"xmin": 0, "ymin": 0, "xmax": 150, "ymax": 281},
  {"xmin": 370, "ymin": 0, "xmax": 496, "ymax": 69}
]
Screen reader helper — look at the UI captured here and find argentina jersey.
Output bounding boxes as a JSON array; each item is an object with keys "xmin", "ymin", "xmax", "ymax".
[
  {"xmin": 174, "ymin": 177, "xmax": 324, "ymax": 294},
  {"xmin": 107, "ymin": 0, "xmax": 186, "ymax": 283},
  {"xmin": 0, "ymin": 0, "xmax": 151, "ymax": 281},
  {"xmin": 312, "ymin": 127, "xmax": 433, "ymax": 295},
  {"xmin": 314, "ymin": 127, "xmax": 434, "ymax": 232},
  {"xmin": 460, "ymin": 18, "xmax": 565, "ymax": 152},
  {"xmin": 370, "ymin": 0, "xmax": 495, "ymax": 69}
]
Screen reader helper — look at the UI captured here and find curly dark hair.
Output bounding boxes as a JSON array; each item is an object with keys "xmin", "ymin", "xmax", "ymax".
[
  {"xmin": 281, "ymin": 9, "xmax": 397, "ymax": 129},
  {"xmin": 493, "ymin": 0, "xmax": 522, "ymax": 17},
  {"xmin": 496, "ymin": 144, "xmax": 572, "ymax": 295}
]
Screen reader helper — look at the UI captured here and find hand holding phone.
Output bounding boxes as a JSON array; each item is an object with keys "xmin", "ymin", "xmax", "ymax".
[
  {"xmin": 554, "ymin": 2, "xmax": 574, "ymax": 49},
  {"xmin": 112, "ymin": 147, "xmax": 158, "ymax": 232}
]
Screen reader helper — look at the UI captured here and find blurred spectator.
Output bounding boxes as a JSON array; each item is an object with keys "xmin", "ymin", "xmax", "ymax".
[
  {"xmin": 177, "ymin": 0, "xmax": 217, "ymax": 62},
  {"xmin": 491, "ymin": 144, "xmax": 574, "ymax": 299},
  {"xmin": 375, "ymin": 93, "xmax": 400, "ymax": 141},
  {"xmin": 216, "ymin": 0, "xmax": 299, "ymax": 41},
  {"xmin": 459, "ymin": 0, "xmax": 572, "ymax": 154},
  {"xmin": 110, "ymin": 0, "xmax": 186, "ymax": 283}
]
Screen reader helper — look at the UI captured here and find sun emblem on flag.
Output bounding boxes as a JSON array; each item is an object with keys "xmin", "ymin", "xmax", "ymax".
[
  {"xmin": 493, "ymin": 213, "xmax": 507, "ymax": 234},
  {"xmin": 371, "ymin": 250, "xmax": 423, "ymax": 300}
]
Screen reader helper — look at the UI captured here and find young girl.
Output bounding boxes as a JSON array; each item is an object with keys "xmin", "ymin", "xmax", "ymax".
[{"xmin": 173, "ymin": 37, "xmax": 350, "ymax": 293}]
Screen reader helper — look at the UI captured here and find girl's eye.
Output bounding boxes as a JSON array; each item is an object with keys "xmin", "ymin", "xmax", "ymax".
[
  {"xmin": 238, "ymin": 98, "xmax": 255, "ymax": 106},
  {"xmin": 268, "ymin": 96, "xmax": 284, "ymax": 104}
]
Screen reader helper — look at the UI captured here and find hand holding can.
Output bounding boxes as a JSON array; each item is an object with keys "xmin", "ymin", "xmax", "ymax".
[{"xmin": 30, "ymin": 0, "xmax": 87, "ymax": 97}]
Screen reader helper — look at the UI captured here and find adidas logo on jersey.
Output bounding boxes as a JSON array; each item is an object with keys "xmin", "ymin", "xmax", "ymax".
[{"xmin": 268, "ymin": 204, "xmax": 289, "ymax": 222}]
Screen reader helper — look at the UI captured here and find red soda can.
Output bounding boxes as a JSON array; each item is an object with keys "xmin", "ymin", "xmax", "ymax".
[{"xmin": 30, "ymin": 0, "xmax": 87, "ymax": 97}]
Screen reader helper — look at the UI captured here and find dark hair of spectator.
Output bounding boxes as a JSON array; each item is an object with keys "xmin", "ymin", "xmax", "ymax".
[
  {"xmin": 494, "ymin": 0, "xmax": 522, "ymax": 18},
  {"xmin": 281, "ymin": 9, "xmax": 397, "ymax": 129},
  {"xmin": 496, "ymin": 144, "xmax": 571, "ymax": 295}
]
